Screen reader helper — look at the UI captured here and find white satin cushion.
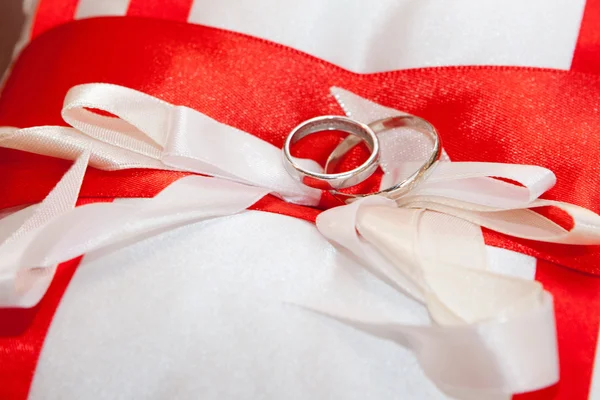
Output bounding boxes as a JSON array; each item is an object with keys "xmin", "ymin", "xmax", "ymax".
[{"xmin": 28, "ymin": 208, "xmax": 535, "ymax": 400}]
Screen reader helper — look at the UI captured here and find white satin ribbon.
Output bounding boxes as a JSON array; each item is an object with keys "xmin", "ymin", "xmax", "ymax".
[
  {"xmin": 314, "ymin": 196, "xmax": 556, "ymax": 400},
  {"xmin": 1, "ymin": 83, "xmax": 320, "ymax": 205},
  {"xmin": 1, "ymin": 83, "xmax": 600, "ymax": 399}
]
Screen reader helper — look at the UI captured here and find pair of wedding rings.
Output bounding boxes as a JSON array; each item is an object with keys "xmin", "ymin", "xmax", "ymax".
[{"xmin": 282, "ymin": 115, "xmax": 442, "ymax": 202}]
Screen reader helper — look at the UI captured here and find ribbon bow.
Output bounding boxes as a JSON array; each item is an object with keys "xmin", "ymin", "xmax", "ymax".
[{"xmin": 1, "ymin": 83, "xmax": 600, "ymax": 399}]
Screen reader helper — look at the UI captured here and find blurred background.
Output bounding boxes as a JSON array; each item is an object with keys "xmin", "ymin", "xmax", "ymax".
[{"xmin": 0, "ymin": 0, "xmax": 25, "ymax": 76}]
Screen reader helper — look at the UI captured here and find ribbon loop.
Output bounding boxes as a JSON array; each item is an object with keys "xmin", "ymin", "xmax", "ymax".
[
  {"xmin": 164, "ymin": 105, "xmax": 322, "ymax": 204},
  {"xmin": 412, "ymin": 161, "xmax": 557, "ymax": 206},
  {"xmin": 62, "ymin": 83, "xmax": 171, "ymax": 156},
  {"xmin": 60, "ymin": 83, "xmax": 321, "ymax": 205}
]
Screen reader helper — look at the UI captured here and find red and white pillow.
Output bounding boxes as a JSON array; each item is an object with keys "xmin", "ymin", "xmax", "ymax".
[{"xmin": 2, "ymin": 1, "xmax": 600, "ymax": 400}]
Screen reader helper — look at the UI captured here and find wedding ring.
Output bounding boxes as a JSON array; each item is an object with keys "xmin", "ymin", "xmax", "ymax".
[
  {"xmin": 325, "ymin": 115, "xmax": 441, "ymax": 202},
  {"xmin": 283, "ymin": 115, "xmax": 380, "ymax": 190}
]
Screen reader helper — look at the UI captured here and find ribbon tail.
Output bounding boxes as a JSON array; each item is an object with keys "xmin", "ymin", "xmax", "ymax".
[
  {"xmin": 294, "ymin": 290, "xmax": 556, "ymax": 400},
  {"xmin": 316, "ymin": 198, "xmax": 558, "ymax": 397},
  {"xmin": 0, "ymin": 150, "xmax": 89, "ymax": 307},
  {"xmin": 0, "ymin": 125, "xmax": 166, "ymax": 170},
  {"xmin": 0, "ymin": 174, "xmax": 271, "ymax": 308}
]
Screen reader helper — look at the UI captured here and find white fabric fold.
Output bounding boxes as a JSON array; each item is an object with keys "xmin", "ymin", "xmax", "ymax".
[{"xmin": 314, "ymin": 197, "xmax": 557, "ymax": 399}]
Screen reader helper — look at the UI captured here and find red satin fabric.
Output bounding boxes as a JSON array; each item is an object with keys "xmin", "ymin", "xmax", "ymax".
[
  {"xmin": 0, "ymin": 198, "xmax": 112, "ymax": 400},
  {"xmin": 0, "ymin": 257, "xmax": 82, "ymax": 400},
  {"xmin": 572, "ymin": 0, "xmax": 600, "ymax": 73},
  {"xmin": 127, "ymin": 0, "xmax": 194, "ymax": 21},
  {"xmin": 1, "ymin": 17, "xmax": 600, "ymax": 400},
  {"xmin": 526, "ymin": 260, "xmax": 600, "ymax": 400},
  {"xmin": 30, "ymin": 0, "xmax": 79, "ymax": 39}
]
